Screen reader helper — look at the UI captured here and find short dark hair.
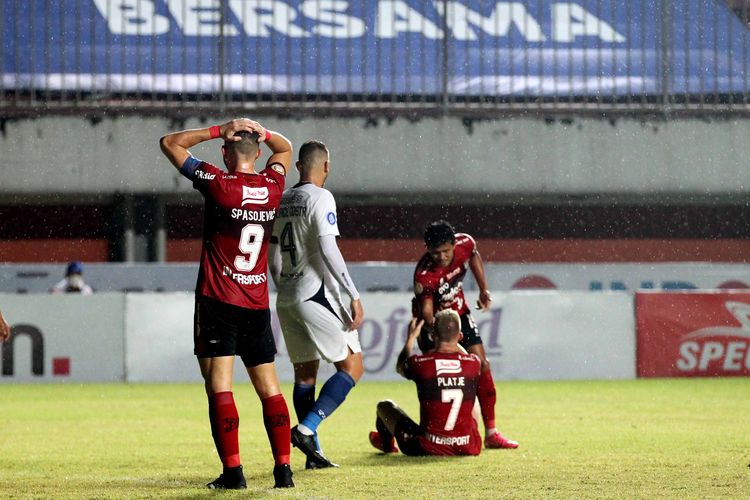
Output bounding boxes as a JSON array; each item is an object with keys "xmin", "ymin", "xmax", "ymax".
[
  {"xmin": 225, "ymin": 131, "xmax": 260, "ymax": 157},
  {"xmin": 424, "ymin": 220, "xmax": 456, "ymax": 248},
  {"xmin": 298, "ymin": 140, "xmax": 328, "ymax": 168}
]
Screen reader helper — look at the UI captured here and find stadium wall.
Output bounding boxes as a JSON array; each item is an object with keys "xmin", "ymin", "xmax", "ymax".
[
  {"xmin": 4, "ymin": 290, "xmax": 748, "ymax": 382},
  {"xmin": 0, "ymin": 290, "xmax": 635, "ymax": 383},
  {"xmin": 2, "ymin": 262, "xmax": 749, "ymax": 294},
  {"xmin": 1, "ymin": 115, "xmax": 749, "ymax": 197}
]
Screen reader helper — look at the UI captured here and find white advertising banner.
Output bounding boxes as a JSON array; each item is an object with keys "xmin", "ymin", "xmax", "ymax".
[
  {"xmin": 0, "ymin": 293, "xmax": 126, "ymax": 382},
  {"xmin": 1, "ymin": 291, "xmax": 637, "ymax": 383},
  {"xmin": 123, "ymin": 293, "xmax": 333, "ymax": 383},
  {"xmin": 493, "ymin": 292, "xmax": 636, "ymax": 380}
]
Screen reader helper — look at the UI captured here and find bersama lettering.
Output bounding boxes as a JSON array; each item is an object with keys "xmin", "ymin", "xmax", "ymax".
[
  {"xmin": 93, "ymin": 1, "xmax": 626, "ymax": 44},
  {"xmin": 232, "ymin": 272, "xmax": 267, "ymax": 286},
  {"xmin": 231, "ymin": 208, "xmax": 276, "ymax": 222}
]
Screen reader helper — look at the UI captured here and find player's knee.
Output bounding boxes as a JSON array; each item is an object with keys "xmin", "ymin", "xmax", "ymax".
[
  {"xmin": 335, "ymin": 350, "xmax": 364, "ymax": 382},
  {"xmin": 377, "ymin": 399, "xmax": 397, "ymax": 415}
]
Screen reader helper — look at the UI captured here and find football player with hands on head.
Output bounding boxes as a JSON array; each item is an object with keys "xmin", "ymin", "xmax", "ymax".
[
  {"xmin": 368, "ymin": 311, "xmax": 482, "ymax": 456},
  {"xmin": 160, "ymin": 118, "xmax": 295, "ymax": 489},
  {"xmin": 269, "ymin": 140, "xmax": 365, "ymax": 469},
  {"xmin": 412, "ymin": 220, "xmax": 518, "ymax": 450}
]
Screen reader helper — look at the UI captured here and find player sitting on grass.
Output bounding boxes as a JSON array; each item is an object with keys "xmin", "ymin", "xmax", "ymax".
[{"xmin": 369, "ymin": 310, "xmax": 483, "ymax": 456}]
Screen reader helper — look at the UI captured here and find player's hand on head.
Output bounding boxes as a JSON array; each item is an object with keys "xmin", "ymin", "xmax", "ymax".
[
  {"xmin": 348, "ymin": 298, "xmax": 364, "ymax": 331},
  {"xmin": 245, "ymin": 120, "xmax": 268, "ymax": 142},
  {"xmin": 223, "ymin": 118, "xmax": 255, "ymax": 142}
]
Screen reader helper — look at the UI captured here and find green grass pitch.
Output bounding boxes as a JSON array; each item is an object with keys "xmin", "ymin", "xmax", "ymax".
[{"xmin": 1, "ymin": 379, "xmax": 748, "ymax": 498}]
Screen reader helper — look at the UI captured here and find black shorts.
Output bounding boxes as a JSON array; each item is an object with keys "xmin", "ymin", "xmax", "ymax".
[
  {"xmin": 394, "ymin": 416, "xmax": 428, "ymax": 457},
  {"xmin": 417, "ymin": 312, "xmax": 482, "ymax": 352},
  {"xmin": 194, "ymin": 295, "xmax": 277, "ymax": 367}
]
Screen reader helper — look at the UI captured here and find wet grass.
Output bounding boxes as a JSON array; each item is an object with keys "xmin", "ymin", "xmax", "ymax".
[{"xmin": 1, "ymin": 379, "xmax": 749, "ymax": 498}]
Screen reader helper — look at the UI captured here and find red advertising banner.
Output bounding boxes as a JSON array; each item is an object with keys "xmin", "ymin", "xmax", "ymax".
[{"xmin": 636, "ymin": 291, "xmax": 750, "ymax": 377}]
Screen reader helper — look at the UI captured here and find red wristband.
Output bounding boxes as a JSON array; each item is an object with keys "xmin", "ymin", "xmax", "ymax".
[
  {"xmin": 264, "ymin": 129, "xmax": 272, "ymax": 142},
  {"xmin": 209, "ymin": 125, "xmax": 221, "ymax": 139}
]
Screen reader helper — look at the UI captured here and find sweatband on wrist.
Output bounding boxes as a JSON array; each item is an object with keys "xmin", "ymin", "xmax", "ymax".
[
  {"xmin": 209, "ymin": 125, "xmax": 221, "ymax": 139},
  {"xmin": 264, "ymin": 129, "xmax": 272, "ymax": 142}
]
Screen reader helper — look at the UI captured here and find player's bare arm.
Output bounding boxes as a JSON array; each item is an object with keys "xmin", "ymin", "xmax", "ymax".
[
  {"xmin": 349, "ymin": 298, "xmax": 364, "ymax": 331},
  {"xmin": 396, "ymin": 318, "xmax": 424, "ymax": 378},
  {"xmin": 159, "ymin": 118, "xmax": 254, "ymax": 169},
  {"xmin": 0, "ymin": 309, "xmax": 11, "ymax": 343},
  {"xmin": 250, "ymin": 120, "xmax": 293, "ymax": 174},
  {"xmin": 420, "ymin": 296, "xmax": 436, "ymax": 326},
  {"xmin": 469, "ymin": 250, "xmax": 492, "ymax": 311}
]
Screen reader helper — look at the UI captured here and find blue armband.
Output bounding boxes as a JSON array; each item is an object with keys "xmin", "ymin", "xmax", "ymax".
[{"xmin": 179, "ymin": 156, "xmax": 202, "ymax": 179}]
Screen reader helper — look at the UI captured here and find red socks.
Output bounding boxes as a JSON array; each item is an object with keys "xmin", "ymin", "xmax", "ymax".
[
  {"xmin": 477, "ymin": 368, "xmax": 497, "ymax": 430},
  {"xmin": 262, "ymin": 394, "xmax": 291, "ymax": 465},
  {"xmin": 209, "ymin": 391, "xmax": 241, "ymax": 468}
]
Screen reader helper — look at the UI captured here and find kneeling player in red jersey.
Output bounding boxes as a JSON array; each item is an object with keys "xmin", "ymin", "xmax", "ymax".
[
  {"xmin": 369, "ymin": 311, "xmax": 483, "ymax": 456},
  {"xmin": 412, "ymin": 220, "xmax": 518, "ymax": 449}
]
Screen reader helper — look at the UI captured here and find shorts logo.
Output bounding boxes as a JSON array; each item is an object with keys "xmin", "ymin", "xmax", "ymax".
[
  {"xmin": 242, "ymin": 186, "xmax": 269, "ymax": 205},
  {"xmin": 435, "ymin": 359, "xmax": 462, "ymax": 376},
  {"xmin": 327, "ymin": 212, "xmax": 336, "ymax": 225}
]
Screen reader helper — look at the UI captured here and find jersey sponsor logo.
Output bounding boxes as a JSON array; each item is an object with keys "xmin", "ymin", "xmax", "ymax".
[
  {"xmin": 242, "ymin": 186, "xmax": 269, "ymax": 205},
  {"xmin": 327, "ymin": 211, "xmax": 336, "ymax": 225},
  {"xmin": 270, "ymin": 164, "xmax": 286, "ymax": 175},
  {"xmin": 262, "ymin": 173, "xmax": 278, "ymax": 185},
  {"xmin": 435, "ymin": 359, "xmax": 462, "ymax": 376},
  {"xmin": 424, "ymin": 432, "xmax": 471, "ymax": 447},
  {"xmin": 230, "ymin": 272, "xmax": 268, "ymax": 286},
  {"xmin": 445, "ymin": 266, "xmax": 462, "ymax": 281},
  {"xmin": 195, "ymin": 170, "xmax": 216, "ymax": 180},
  {"xmin": 278, "ymin": 204, "xmax": 307, "ymax": 217},
  {"xmin": 438, "ymin": 280, "xmax": 464, "ymax": 309}
]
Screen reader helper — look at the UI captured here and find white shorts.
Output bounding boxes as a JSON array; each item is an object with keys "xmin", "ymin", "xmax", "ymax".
[{"xmin": 277, "ymin": 299, "xmax": 362, "ymax": 364}]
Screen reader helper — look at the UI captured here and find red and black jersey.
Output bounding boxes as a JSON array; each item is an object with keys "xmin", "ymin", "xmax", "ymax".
[
  {"xmin": 187, "ymin": 160, "xmax": 285, "ymax": 310},
  {"xmin": 404, "ymin": 351, "xmax": 482, "ymax": 456},
  {"xmin": 413, "ymin": 233, "xmax": 476, "ymax": 316}
]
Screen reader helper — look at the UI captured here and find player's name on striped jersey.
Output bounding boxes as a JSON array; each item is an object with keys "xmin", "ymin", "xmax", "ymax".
[{"xmin": 230, "ymin": 208, "xmax": 277, "ymax": 222}]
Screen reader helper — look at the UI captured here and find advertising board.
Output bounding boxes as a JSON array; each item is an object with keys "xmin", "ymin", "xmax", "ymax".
[{"xmin": 636, "ymin": 291, "xmax": 750, "ymax": 377}]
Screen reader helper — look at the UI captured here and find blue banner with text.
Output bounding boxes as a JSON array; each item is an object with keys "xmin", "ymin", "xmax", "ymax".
[{"xmin": 3, "ymin": 0, "xmax": 749, "ymax": 97}]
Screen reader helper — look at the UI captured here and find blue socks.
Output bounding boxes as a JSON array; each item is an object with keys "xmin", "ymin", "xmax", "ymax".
[
  {"xmin": 300, "ymin": 371, "xmax": 356, "ymax": 434},
  {"xmin": 292, "ymin": 383, "xmax": 316, "ymax": 422}
]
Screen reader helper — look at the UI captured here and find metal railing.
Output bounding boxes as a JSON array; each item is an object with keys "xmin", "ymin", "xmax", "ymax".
[{"xmin": 2, "ymin": 0, "xmax": 750, "ymax": 118}]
